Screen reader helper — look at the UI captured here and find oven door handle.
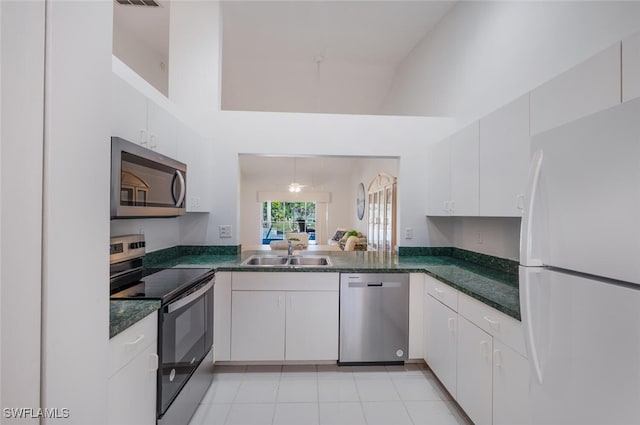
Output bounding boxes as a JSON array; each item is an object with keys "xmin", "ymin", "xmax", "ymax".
[{"xmin": 168, "ymin": 279, "xmax": 213, "ymax": 313}]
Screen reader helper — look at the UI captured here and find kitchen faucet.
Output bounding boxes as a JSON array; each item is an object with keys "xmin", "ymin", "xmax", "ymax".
[{"xmin": 287, "ymin": 238, "xmax": 303, "ymax": 256}]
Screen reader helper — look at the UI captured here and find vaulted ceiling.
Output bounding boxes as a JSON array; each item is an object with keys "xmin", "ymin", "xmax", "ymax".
[
  {"xmin": 221, "ymin": 1, "xmax": 456, "ymax": 114},
  {"xmin": 113, "ymin": 0, "xmax": 456, "ymax": 115}
]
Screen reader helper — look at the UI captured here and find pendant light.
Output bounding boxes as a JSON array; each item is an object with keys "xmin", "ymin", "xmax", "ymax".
[{"xmin": 288, "ymin": 158, "xmax": 302, "ymax": 192}]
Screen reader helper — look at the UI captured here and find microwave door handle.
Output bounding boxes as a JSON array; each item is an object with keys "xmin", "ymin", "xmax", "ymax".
[
  {"xmin": 172, "ymin": 170, "xmax": 186, "ymax": 207},
  {"xmin": 167, "ymin": 280, "xmax": 213, "ymax": 313}
]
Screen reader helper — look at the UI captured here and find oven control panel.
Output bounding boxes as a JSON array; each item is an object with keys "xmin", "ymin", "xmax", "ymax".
[{"xmin": 110, "ymin": 234, "xmax": 146, "ymax": 264}]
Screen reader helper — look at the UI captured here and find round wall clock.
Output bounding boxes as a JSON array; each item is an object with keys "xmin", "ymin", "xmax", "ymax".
[{"xmin": 356, "ymin": 182, "xmax": 366, "ymax": 220}]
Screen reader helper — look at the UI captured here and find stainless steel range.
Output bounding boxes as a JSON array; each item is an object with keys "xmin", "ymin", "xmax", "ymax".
[{"xmin": 110, "ymin": 234, "xmax": 214, "ymax": 425}]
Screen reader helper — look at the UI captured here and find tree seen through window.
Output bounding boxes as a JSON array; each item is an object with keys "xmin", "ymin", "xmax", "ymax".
[{"xmin": 261, "ymin": 201, "xmax": 316, "ymax": 244}]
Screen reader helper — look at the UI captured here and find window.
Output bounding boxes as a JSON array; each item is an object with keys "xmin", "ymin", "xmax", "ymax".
[{"xmin": 261, "ymin": 201, "xmax": 316, "ymax": 244}]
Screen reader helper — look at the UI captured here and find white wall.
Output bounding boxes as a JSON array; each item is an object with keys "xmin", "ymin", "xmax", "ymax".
[
  {"xmin": 382, "ymin": 1, "xmax": 640, "ymax": 259},
  {"xmin": 168, "ymin": 1, "xmax": 222, "ymax": 249},
  {"xmin": 168, "ymin": 0, "xmax": 221, "ymax": 137},
  {"xmin": 204, "ymin": 111, "xmax": 453, "ymax": 248},
  {"xmin": 113, "ymin": 18, "xmax": 168, "ymax": 96},
  {"xmin": 383, "ymin": 1, "xmax": 640, "ymax": 125},
  {"xmin": 0, "ymin": 2, "xmax": 44, "ymax": 423},
  {"xmin": 41, "ymin": 2, "xmax": 111, "ymax": 424},
  {"xmin": 222, "ymin": 57, "xmax": 396, "ymax": 115},
  {"xmin": 165, "ymin": 2, "xmax": 455, "ymax": 249},
  {"xmin": 451, "ymin": 217, "xmax": 521, "ymax": 261}
]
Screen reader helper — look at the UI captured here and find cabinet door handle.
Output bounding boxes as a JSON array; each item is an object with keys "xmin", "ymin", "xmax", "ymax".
[
  {"xmin": 516, "ymin": 194, "xmax": 525, "ymax": 211},
  {"xmin": 434, "ymin": 287, "xmax": 445, "ymax": 297},
  {"xmin": 480, "ymin": 340, "xmax": 489, "ymax": 358},
  {"xmin": 278, "ymin": 295, "xmax": 283, "ymax": 309},
  {"xmin": 125, "ymin": 335, "xmax": 145, "ymax": 346},
  {"xmin": 447, "ymin": 317, "xmax": 456, "ymax": 332},
  {"xmin": 483, "ymin": 315, "xmax": 501, "ymax": 330},
  {"xmin": 288, "ymin": 295, "xmax": 293, "ymax": 310},
  {"xmin": 139, "ymin": 129, "xmax": 148, "ymax": 146},
  {"xmin": 149, "ymin": 353, "xmax": 159, "ymax": 372},
  {"xmin": 494, "ymin": 349, "xmax": 503, "ymax": 369}
]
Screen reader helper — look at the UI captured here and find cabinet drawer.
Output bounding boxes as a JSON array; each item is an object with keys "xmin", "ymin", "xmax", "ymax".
[
  {"xmin": 232, "ymin": 272, "xmax": 339, "ymax": 291},
  {"xmin": 458, "ymin": 293, "xmax": 525, "ymax": 357},
  {"xmin": 109, "ymin": 312, "xmax": 157, "ymax": 377},
  {"xmin": 425, "ymin": 275, "xmax": 458, "ymax": 311}
]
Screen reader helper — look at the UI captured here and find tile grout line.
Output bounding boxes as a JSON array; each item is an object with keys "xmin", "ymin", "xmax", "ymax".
[{"xmin": 389, "ymin": 372, "xmax": 417, "ymax": 425}]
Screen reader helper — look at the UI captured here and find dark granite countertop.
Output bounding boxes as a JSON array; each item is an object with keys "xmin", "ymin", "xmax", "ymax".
[
  {"xmin": 110, "ymin": 299, "xmax": 160, "ymax": 338},
  {"xmin": 148, "ymin": 249, "xmax": 521, "ymax": 320}
]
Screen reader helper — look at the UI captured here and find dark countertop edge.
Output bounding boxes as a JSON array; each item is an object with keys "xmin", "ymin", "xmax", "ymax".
[
  {"xmin": 422, "ymin": 270, "xmax": 520, "ymax": 320},
  {"xmin": 109, "ymin": 300, "xmax": 161, "ymax": 339},
  {"xmin": 214, "ymin": 264, "xmax": 520, "ymax": 321},
  {"xmin": 111, "ymin": 252, "xmax": 520, "ymax": 336}
]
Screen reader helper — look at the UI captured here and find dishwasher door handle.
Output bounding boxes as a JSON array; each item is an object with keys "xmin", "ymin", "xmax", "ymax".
[{"xmin": 348, "ymin": 281, "xmax": 403, "ymax": 288}]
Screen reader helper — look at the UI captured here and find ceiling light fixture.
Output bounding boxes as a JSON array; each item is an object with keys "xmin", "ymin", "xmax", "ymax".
[
  {"xmin": 288, "ymin": 158, "xmax": 303, "ymax": 192},
  {"xmin": 288, "ymin": 182, "xmax": 302, "ymax": 193}
]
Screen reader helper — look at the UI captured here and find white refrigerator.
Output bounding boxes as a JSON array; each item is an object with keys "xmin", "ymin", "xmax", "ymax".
[{"xmin": 520, "ymin": 97, "xmax": 640, "ymax": 425}]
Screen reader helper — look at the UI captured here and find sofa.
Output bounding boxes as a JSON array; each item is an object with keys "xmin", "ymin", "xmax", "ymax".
[{"xmin": 329, "ymin": 229, "xmax": 367, "ymax": 251}]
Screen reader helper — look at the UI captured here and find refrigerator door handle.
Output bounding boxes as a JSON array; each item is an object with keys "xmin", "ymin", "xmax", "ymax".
[
  {"xmin": 522, "ymin": 269, "xmax": 544, "ymax": 384},
  {"xmin": 520, "ymin": 149, "xmax": 544, "ymax": 266}
]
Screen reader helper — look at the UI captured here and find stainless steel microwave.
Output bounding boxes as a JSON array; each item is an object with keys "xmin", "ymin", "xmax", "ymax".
[{"xmin": 111, "ymin": 137, "xmax": 187, "ymax": 218}]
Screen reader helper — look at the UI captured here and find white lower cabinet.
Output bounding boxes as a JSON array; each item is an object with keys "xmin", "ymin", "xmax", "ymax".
[
  {"xmin": 493, "ymin": 340, "xmax": 529, "ymax": 425},
  {"xmin": 214, "ymin": 271, "xmax": 232, "ymax": 361},
  {"xmin": 230, "ymin": 272, "xmax": 339, "ymax": 362},
  {"xmin": 108, "ymin": 312, "xmax": 158, "ymax": 425},
  {"xmin": 408, "ymin": 273, "xmax": 425, "ymax": 359},
  {"xmin": 231, "ymin": 291, "xmax": 286, "ymax": 361},
  {"xmin": 285, "ymin": 291, "xmax": 339, "ymax": 360},
  {"xmin": 424, "ymin": 294, "xmax": 458, "ymax": 398},
  {"xmin": 457, "ymin": 317, "xmax": 493, "ymax": 425},
  {"xmin": 423, "ymin": 281, "xmax": 530, "ymax": 425}
]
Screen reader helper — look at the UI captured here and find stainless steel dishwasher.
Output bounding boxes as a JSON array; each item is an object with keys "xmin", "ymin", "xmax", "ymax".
[{"xmin": 339, "ymin": 273, "xmax": 409, "ymax": 364}]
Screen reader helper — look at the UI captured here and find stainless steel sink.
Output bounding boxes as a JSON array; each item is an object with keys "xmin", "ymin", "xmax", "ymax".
[
  {"xmin": 240, "ymin": 255, "xmax": 332, "ymax": 267},
  {"xmin": 288, "ymin": 256, "xmax": 331, "ymax": 266},
  {"xmin": 242, "ymin": 255, "xmax": 289, "ymax": 266}
]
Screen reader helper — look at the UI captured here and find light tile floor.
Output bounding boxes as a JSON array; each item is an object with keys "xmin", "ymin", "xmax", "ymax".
[{"xmin": 188, "ymin": 364, "xmax": 473, "ymax": 425}]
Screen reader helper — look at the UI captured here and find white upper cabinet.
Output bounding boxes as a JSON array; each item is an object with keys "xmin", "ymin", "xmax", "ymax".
[
  {"xmin": 479, "ymin": 94, "xmax": 530, "ymax": 217},
  {"xmin": 530, "ymin": 43, "xmax": 621, "ymax": 135},
  {"xmin": 622, "ymin": 31, "xmax": 640, "ymax": 102},
  {"xmin": 147, "ymin": 101, "xmax": 177, "ymax": 158},
  {"xmin": 426, "ymin": 139, "xmax": 451, "ymax": 216},
  {"xmin": 450, "ymin": 122, "xmax": 479, "ymax": 216},
  {"xmin": 110, "ymin": 73, "xmax": 177, "ymax": 158},
  {"xmin": 426, "ymin": 122, "xmax": 479, "ymax": 216},
  {"xmin": 110, "ymin": 74, "xmax": 148, "ymax": 146}
]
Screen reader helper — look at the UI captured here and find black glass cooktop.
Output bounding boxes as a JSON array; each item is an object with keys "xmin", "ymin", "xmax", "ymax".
[{"xmin": 110, "ymin": 268, "xmax": 214, "ymax": 304}]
